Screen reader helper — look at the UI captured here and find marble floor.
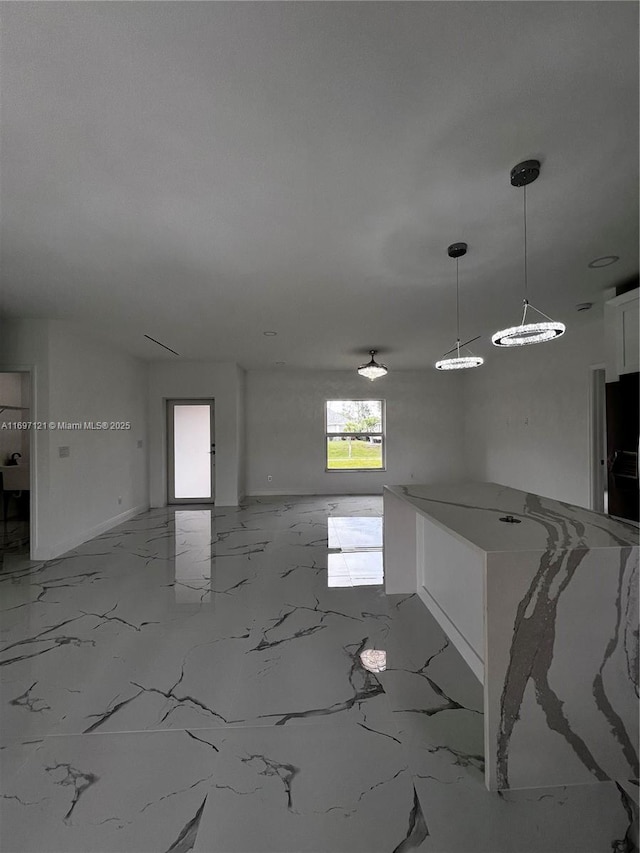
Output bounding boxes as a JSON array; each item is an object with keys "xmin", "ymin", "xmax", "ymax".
[{"xmin": 0, "ymin": 496, "xmax": 636, "ymax": 853}]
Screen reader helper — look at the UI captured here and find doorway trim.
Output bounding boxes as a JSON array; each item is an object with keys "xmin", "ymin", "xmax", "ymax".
[{"xmin": 166, "ymin": 398, "xmax": 215, "ymax": 504}]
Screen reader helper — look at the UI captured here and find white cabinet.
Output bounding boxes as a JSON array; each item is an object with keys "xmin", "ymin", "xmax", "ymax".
[{"xmin": 604, "ymin": 288, "xmax": 639, "ymax": 381}]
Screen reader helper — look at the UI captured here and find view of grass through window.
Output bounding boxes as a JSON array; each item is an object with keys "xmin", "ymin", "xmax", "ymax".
[{"xmin": 326, "ymin": 400, "xmax": 384, "ymax": 470}]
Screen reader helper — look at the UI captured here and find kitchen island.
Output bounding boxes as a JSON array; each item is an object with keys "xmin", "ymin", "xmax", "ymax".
[{"xmin": 383, "ymin": 481, "xmax": 639, "ymax": 792}]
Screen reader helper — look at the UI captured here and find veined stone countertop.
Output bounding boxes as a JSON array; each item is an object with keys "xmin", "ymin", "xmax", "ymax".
[{"xmin": 384, "ymin": 482, "xmax": 639, "ymax": 554}]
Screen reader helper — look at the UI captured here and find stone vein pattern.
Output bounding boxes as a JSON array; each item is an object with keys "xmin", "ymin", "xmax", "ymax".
[
  {"xmin": 386, "ymin": 482, "xmax": 639, "ymax": 794},
  {"xmin": 389, "ymin": 481, "xmax": 639, "ymax": 552},
  {"xmin": 1, "ymin": 496, "xmax": 636, "ymax": 852},
  {"xmin": 488, "ymin": 533, "xmax": 639, "ymax": 792}
]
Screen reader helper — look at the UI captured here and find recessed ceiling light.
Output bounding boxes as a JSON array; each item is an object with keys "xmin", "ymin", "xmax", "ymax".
[
  {"xmin": 263, "ymin": 331, "xmax": 278, "ymax": 336},
  {"xmin": 588, "ymin": 256, "xmax": 619, "ymax": 269},
  {"xmin": 275, "ymin": 361, "xmax": 286, "ymax": 366},
  {"xmin": 576, "ymin": 302, "xmax": 593, "ymax": 312}
]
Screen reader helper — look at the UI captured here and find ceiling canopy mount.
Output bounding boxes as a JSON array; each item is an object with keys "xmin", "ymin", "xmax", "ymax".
[
  {"xmin": 447, "ymin": 242, "xmax": 468, "ymax": 259},
  {"xmin": 510, "ymin": 159, "xmax": 540, "ymax": 188}
]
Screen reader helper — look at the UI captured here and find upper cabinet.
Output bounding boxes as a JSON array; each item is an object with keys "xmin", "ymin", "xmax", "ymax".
[{"xmin": 604, "ymin": 288, "xmax": 639, "ymax": 382}]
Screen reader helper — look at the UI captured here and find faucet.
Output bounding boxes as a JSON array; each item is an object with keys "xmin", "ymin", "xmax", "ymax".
[{"xmin": 7, "ymin": 452, "xmax": 21, "ymax": 466}]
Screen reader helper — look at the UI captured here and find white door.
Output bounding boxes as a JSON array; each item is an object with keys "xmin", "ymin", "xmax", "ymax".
[{"xmin": 167, "ymin": 400, "xmax": 215, "ymax": 503}]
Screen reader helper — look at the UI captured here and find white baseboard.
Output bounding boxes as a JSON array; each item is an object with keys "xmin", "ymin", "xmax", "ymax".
[
  {"xmin": 247, "ymin": 489, "xmax": 313, "ymax": 497},
  {"xmin": 33, "ymin": 503, "xmax": 150, "ymax": 560},
  {"xmin": 246, "ymin": 489, "xmax": 383, "ymax": 497}
]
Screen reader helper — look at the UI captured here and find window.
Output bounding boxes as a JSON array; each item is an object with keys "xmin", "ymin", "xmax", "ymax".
[{"xmin": 325, "ymin": 400, "xmax": 385, "ymax": 471}]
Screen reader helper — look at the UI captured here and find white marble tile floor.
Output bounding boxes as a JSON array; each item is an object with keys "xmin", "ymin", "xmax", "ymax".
[{"xmin": 0, "ymin": 496, "xmax": 636, "ymax": 852}]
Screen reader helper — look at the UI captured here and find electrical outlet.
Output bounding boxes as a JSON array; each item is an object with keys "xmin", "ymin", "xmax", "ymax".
[
  {"xmin": 267, "ymin": 475, "xmax": 273, "ymax": 482},
  {"xmin": 137, "ymin": 439, "xmax": 143, "ymax": 448},
  {"xmin": 58, "ymin": 446, "xmax": 70, "ymax": 458},
  {"xmin": 118, "ymin": 496, "xmax": 122, "ymax": 505}
]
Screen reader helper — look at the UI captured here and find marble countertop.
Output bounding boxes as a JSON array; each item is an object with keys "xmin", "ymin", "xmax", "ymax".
[{"xmin": 385, "ymin": 482, "xmax": 639, "ymax": 554}]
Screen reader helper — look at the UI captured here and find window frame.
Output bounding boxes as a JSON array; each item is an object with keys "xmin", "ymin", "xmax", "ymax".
[{"xmin": 324, "ymin": 399, "xmax": 386, "ymax": 473}]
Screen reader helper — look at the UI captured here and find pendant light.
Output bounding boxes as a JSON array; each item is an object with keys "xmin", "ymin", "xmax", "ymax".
[
  {"xmin": 435, "ymin": 243, "xmax": 484, "ymax": 370},
  {"xmin": 357, "ymin": 350, "xmax": 387, "ymax": 381},
  {"xmin": 492, "ymin": 160, "xmax": 566, "ymax": 347}
]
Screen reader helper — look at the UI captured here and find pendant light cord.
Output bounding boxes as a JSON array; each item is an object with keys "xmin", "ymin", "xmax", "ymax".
[
  {"xmin": 523, "ymin": 184, "xmax": 528, "ymax": 303},
  {"xmin": 456, "ymin": 257, "xmax": 461, "ymax": 356},
  {"xmin": 520, "ymin": 184, "xmax": 529, "ymax": 326}
]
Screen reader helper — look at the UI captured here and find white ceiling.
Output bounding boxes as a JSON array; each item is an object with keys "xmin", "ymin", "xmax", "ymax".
[{"xmin": 1, "ymin": 1, "xmax": 637, "ymax": 369}]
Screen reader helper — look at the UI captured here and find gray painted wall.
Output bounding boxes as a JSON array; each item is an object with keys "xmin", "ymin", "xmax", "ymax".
[
  {"xmin": 462, "ymin": 315, "xmax": 604, "ymax": 508},
  {"xmin": 245, "ymin": 369, "xmax": 467, "ymax": 495}
]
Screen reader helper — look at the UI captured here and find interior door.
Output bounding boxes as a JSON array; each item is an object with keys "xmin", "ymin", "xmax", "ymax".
[
  {"xmin": 606, "ymin": 372, "xmax": 639, "ymax": 522},
  {"xmin": 167, "ymin": 400, "xmax": 215, "ymax": 504}
]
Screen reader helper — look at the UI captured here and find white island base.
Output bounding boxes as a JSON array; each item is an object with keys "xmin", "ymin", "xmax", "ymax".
[{"xmin": 383, "ymin": 482, "xmax": 639, "ymax": 793}]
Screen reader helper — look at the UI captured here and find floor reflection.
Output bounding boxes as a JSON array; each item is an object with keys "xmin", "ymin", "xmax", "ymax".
[
  {"xmin": 174, "ymin": 510, "xmax": 212, "ymax": 603},
  {"xmin": 327, "ymin": 516, "xmax": 383, "ymax": 587}
]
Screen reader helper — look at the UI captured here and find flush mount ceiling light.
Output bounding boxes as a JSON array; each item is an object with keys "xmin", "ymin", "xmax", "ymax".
[
  {"xmin": 263, "ymin": 331, "xmax": 278, "ymax": 336},
  {"xmin": 435, "ymin": 243, "xmax": 484, "ymax": 370},
  {"xmin": 492, "ymin": 160, "xmax": 566, "ymax": 348},
  {"xmin": 357, "ymin": 350, "xmax": 387, "ymax": 381}
]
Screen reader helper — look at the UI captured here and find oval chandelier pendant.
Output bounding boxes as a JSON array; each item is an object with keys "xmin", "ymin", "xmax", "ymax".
[
  {"xmin": 492, "ymin": 161, "xmax": 566, "ymax": 348},
  {"xmin": 435, "ymin": 243, "xmax": 484, "ymax": 371},
  {"xmin": 492, "ymin": 325, "xmax": 564, "ymax": 346},
  {"xmin": 492, "ymin": 299, "xmax": 566, "ymax": 347},
  {"xmin": 357, "ymin": 350, "xmax": 387, "ymax": 380},
  {"xmin": 436, "ymin": 353, "xmax": 484, "ymax": 370}
]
